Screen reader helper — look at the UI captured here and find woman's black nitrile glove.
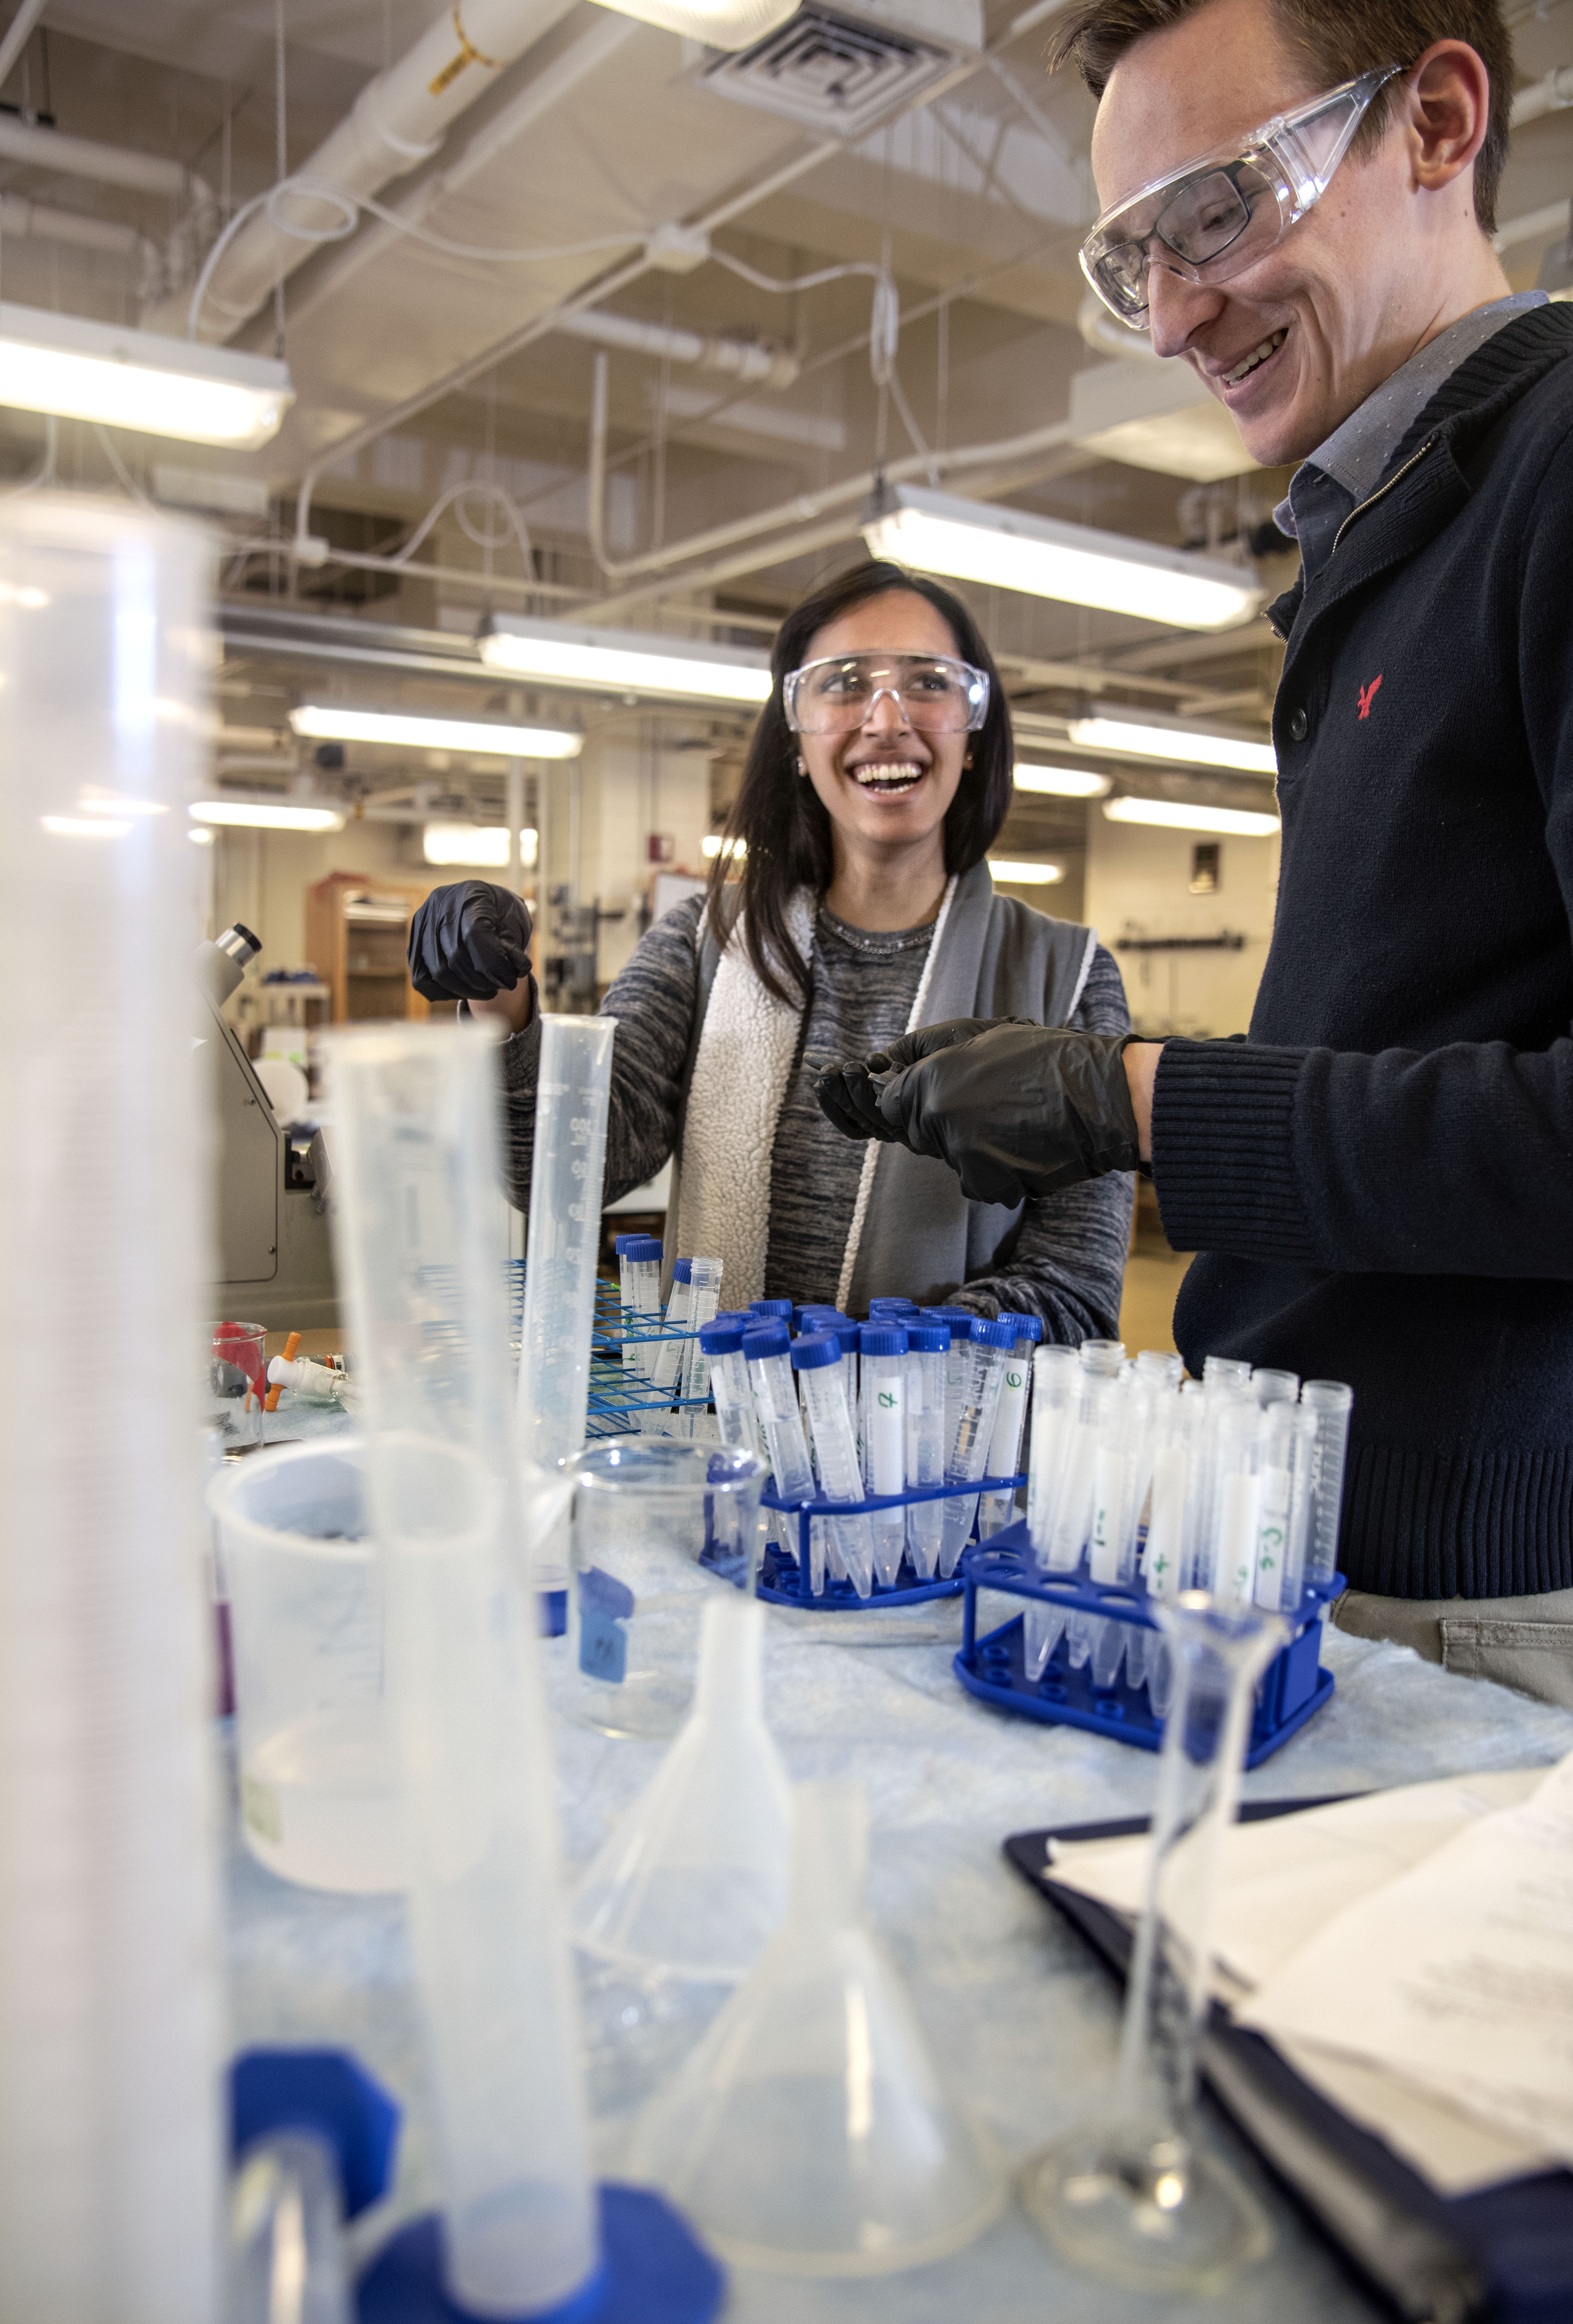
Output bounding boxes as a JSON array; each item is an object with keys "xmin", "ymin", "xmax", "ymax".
[
  {"xmin": 819, "ymin": 1021, "xmax": 1145, "ymax": 1206},
  {"xmin": 408, "ymin": 880, "xmax": 534, "ymax": 1004},
  {"xmin": 815, "ymin": 1017, "xmax": 1028, "ymax": 1141}
]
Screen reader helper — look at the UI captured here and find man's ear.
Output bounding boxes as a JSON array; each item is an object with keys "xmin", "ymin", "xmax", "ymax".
[{"xmin": 1404, "ymin": 39, "xmax": 1493, "ymax": 199}]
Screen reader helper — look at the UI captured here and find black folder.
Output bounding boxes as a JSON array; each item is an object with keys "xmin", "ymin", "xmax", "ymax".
[{"xmin": 1004, "ymin": 1802, "xmax": 1573, "ymax": 2324}]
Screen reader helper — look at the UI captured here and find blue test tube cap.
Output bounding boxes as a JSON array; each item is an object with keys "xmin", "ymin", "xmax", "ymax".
[
  {"xmin": 713, "ymin": 1308, "xmax": 751, "ymax": 1324},
  {"xmin": 789, "ymin": 1330, "xmax": 842, "ymax": 1371},
  {"xmin": 868, "ymin": 1297, "xmax": 919, "ymax": 1316},
  {"xmin": 623, "ymin": 1235, "xmax": 663, "ymax": 1264},
  {"xmin": 905, "ymin": 1321, "xmax": 950, "ymax": 1352},
  {"xmin": 999, "ymin": 1309, "xmax": 1044, "ymax": 1344},
  {"xmin": 742, "ymin": 1320, "xmax": 791, "ymax": 1360},
  {"xmin": 673, "ymin": 1257, "xmax": 693, "ymax": 1284},
  {"xmin": 971, "ymin": 1316, "xmax": 1018, "ymax": 1350},
  {"xmin": 699, "ymin": 1319, "xmax": 747, "ymax": 1357},
  {"xmin": 859, "ymin": 1324, "xmax": 908, "ymax": 1356},
  {"xmin": 749, "ymin": 1298, "xmax": 793, "ymax": 1319},
  {"xmin": 613, "ymin": 1233, "xmax": 642, "ymax": 1256}
]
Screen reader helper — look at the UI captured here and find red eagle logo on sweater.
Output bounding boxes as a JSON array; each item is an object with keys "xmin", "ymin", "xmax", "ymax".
[{"xmin": 1357, "ymin": 675, "xmax": 1384, "ymax": 720}]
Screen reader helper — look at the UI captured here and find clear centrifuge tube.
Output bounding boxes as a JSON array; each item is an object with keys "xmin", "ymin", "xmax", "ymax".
[
  {"xmin": 1202, "ymin": 1354, "xmax": 1252, "ymax": 1393},
  {"xmin": 1025, "ymin": 1365, "xmax": 1111, "ymax": 1678},
  {"xmin": 643, "ymin": 1258, "xmax": 692, "ymax": 1431},
  {"xmin": 1300, "ymin": 1380, "xmax": 1354, "ymax": 1595},
  {"xmin": 920, "ymin": 1306, "xmax": 975, "ymax": 1472},
  {"xmin": 1209, "ymin": 1399, "xmax": 1265, "ymax": 1604},
  {"xmin": 1139, "ymin": 1391, "xmax": 1200, "ymax": 1716},
  {"xmin": 743, "ymin": 1321, "xmax": 816, "ymax": 1582},
  {"xmin": 1253, "ymin": 1402, "xmax": 1317, "ymax": 1613},
  {"xmin": 329, "ymin": 1020, "xmax": 599, "ymax": 2319},
  {"xmin": 1022, "ymin": 1348, "xmax": 1084, "ymax": 1673},
  {"xmin": 1251, "ymin": 1368, "xmax": 1299, "ymax": 1408},
  {"xmin": 939, "ymin": 1319, "xmax": 1015, "ymax": 1577},
  {"xmin": 622, "ymin": 1235, "xmax": 662, "ymax": 1401},
  {"xmin": 677, "ymin": 1256, "xmax": 723, "ymax": 1435},
  {"xmin": 979, "ymin": 1312, "xmax": 1042, "ymax": 1537},
  {"xmin": 516, "ymin": 1013, "xmax": 615, "ymax": 1587},
  {"xmin": 700, "ymin": 1322, "xmax": 760, "ymax": 1457},
  {"xmin": 903, "ymin": 1323, "xmax": 950, "ymax": 1582},
  {"xmin": 1022, "ymin": 1594, "xmax": 1287, "ymax": 2296},
  {"xmin": 1087, "ymin": 1376, "xmax": 1147, "ymax": 1688},
  {"xmin": 791, "ymin": 1334, "xmax": 874, "ymax": 1598},
  {"xmin": 859, "ymin": 1325, "xmax": 908, "ymax": 1586}
]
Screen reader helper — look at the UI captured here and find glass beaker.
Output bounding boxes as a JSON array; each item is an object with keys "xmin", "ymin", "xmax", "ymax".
[
  {"xmin": 209, "ymin": 1438, "xmax": 404, "ymax": 1895},
  {"xmin": 567, "ymin": 1439, "xmax": 766, "ymax": 1738},
  {"xmin": 208, "ymin": 1321, "xmax": 267, "ymax": 1452},
  {"xmin": 1022, "ymin": 1591, "xmax": 1286, "ymax": 2295}
]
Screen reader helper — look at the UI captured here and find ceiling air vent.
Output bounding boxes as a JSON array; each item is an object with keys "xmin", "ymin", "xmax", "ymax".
[{"xmin": 700, "ymin": 4, "xmax": 965, "ymax": 139}]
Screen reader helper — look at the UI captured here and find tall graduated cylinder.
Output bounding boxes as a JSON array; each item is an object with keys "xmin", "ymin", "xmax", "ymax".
[
  {"xmin": 0, "ymin": 499, "xmax": 222, "ymax": 2321},
  {"xmin": 328, "ymin": 1020, "xmax": 600, "ymax": 2319}
]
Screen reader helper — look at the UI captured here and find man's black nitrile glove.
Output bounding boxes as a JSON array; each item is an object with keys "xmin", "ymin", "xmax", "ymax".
[
  {"xmin": 408, "ymin": 880, "xmax": 534, "ymax": 1005},
  {"xmin": 815, "ymin": 1017, "xmax": 1028, "ymax": 1142},
  {"xmin": 825, "ymin": 1022, "xmax": 1145, "ymax": 1206}
]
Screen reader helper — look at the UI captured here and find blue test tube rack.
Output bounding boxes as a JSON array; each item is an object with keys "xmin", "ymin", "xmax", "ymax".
[
  {"xmin": 758, "ymin": 1471, "xmax": 1028, "ymax": 1609},
  {"xmin": 953, "ymin": 1520, "xmax": 1346, "ymax": 1766}
]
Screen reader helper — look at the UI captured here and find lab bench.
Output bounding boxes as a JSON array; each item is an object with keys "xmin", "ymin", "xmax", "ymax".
[{"xmin": 222, "ymin": 1575, "xmax": 1573, "ymax": 2323}]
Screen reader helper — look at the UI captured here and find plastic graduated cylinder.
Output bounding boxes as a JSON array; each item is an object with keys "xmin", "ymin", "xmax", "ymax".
[
  {"xmin": 790, "ymin": 1335, "xmax": 874, "ymax": 1598},
  {"xmin": 979, "ymin": 1313, "xmax": 1043, "ymax": 1538},
  {"xmin": 860, "ymin": 1326, "xmax": 908, "ymax": 1587},
  {"xmin": 939, "ymin": 1320, "xmax": 1015, "ymax": 1577}
]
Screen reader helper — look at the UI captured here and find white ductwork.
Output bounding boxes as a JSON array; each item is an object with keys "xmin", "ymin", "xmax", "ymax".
[
  {"xmin": 1512, "ymin": 66, "xmax": 1573, "ymax": 129},
  {"xmin": 164, "ymin": 0, "xmax": 580, "ymax": 344},
  {"xmin": 558, "ymin": 305, "xmax": 799, "ymax": 388},
  {"xmin": 0, "ymin": 194, "xmax": 159, "ymax": 294},
  {"xmin": 0, "ymin": 114, "xmax": 213, "ymax": 206}
]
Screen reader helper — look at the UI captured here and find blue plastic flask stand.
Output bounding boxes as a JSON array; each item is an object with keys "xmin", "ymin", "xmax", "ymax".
[{"xmin": 356, "ymin": 2185, "xmax": 725, "ymax": 2324}]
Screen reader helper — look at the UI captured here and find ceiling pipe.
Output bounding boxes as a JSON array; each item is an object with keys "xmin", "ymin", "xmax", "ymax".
[
  {"xmin": 559, "ymin": 305, "xmax": 797, "ymax": 389},
  {"xmin": 0, "ymin": 113, "xmax": 214, "ymax": 207},
  {"xmin": 1511, "ymin": 65, "xmax": 1573, "ymax": 128},
  {"xmin": 0, "ymin": 192, "xmax": 159, "ymax": 294},
  {"xmin": 0, "ymin": 0, "xmax": 48, "ymax": 95},
  {"xmin": 159, "ymin": 0, "xmax": 580, "ymax": 343}
]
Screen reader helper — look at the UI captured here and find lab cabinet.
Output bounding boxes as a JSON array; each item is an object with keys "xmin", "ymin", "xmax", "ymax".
[{"xmin": 305, "ymin": 870, "xmax": 431, "ymax": 1025}]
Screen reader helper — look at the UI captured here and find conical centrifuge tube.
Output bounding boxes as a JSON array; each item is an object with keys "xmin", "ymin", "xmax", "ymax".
[
  {"xmin": 572, "ymin": 1594, "xmax": 791, "ymax": 1982},
  {"xmin": 903, "ymin": 1322, "xmax": 950, "ymax": 1581},
  {"xmin": 978, "ymin": 1311, "xmax": 1041, "ymax": 1537},
  {"xmin": 939, "ymin": 1318, "xmax": 1014, "ymax": 1575},
  {"xmin": 1022, "ymin": 1593, "xmax": 1286, "ymax": 2296},
  {"xmin": 628, "ymin": 1781, "xmax": 1003, "ymax": 2276},
  {"xmin": 791, "ymin": 1333, "xmax": 873, "ymax": 1597},
  {"xmin": 859, "ymin": 1326, "xmax": 908, "ymax": 1586}
]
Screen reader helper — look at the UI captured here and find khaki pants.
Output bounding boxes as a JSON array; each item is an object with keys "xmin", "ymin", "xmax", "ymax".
[{"xmin": 1329, "ymin": 1584, "xmax": 1573, "ymax": 1711}]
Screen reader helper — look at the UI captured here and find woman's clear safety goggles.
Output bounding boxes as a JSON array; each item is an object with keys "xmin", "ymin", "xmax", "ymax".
[
  {"xmin": 1080, "ymin": 66, "xmax": 1405, "ymax": 323},
  {"xmin": 782, "ymin": 651, "xmax": 990, "ymax": 735}
]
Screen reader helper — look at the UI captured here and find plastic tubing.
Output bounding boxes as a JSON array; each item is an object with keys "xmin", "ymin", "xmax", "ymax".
[
  {"xmin": 328, "ymin": 1020, "xmax": 599, "ymax": 2318},
  {"xmin": 791, "ymin": 1334, "xmax": 874, "ymax": 1597},
  {"xmin": 903, "ymin": 1322, "xmax": 949, "ymax": 1582},
  {"xmin": 859, "ymin": 1325, "xmax": 908, "ymax": 1586},
  {"xmin": 0, "ymin": 498, "xmax": 221, "ymax": 2319},
  {"xmin": 516, "ymin": 1013, "xmax": 615, "ymax": 1585},
  {"xmin": 979, "ymin": 1311, "xmax": 1043, "ymax": 1536},
  {"xmin": 939, "ymin": 1319, "xmax": 1015, "ymax": 1577},
  {"xmin": 679, "ymin": 1256, "xmax": 723, "ymax": 1434},
  {"xmin": 1300, "ymin": 1380, "xmax": 1354, "ymax": 1589}
]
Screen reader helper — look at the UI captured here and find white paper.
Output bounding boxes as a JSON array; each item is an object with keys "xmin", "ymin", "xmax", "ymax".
[{"xmin": 1242, "ymin": 1750, "xmax": 1573, "ymax": 2167}]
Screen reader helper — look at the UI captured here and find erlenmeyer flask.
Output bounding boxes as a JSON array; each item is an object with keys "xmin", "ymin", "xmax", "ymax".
[
  {"xmin": 628, "ymin": 1781, "xmax": 1003, "ymax": 2275},
  {"xmin": 573, "ymin": 1594, "xmax": 791, "ymax": 1982},
  {"xmin": 1022, "ymin": 1591, "xmax": 1286, "ymax": 2296}
]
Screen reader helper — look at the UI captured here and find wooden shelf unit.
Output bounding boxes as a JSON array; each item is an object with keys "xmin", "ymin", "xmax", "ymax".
[{"xmin": 306, "ymin": 871, "xmax": 432, "ymax": 1025}]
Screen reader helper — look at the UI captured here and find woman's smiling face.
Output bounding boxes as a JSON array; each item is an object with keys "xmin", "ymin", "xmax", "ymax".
[{"xmin": 794, "ymin": 589, "xmax": 973, "ymax": 859}]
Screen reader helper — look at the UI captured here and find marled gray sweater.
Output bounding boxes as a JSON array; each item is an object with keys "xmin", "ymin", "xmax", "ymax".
[{"xmin": 500, "ymin": 894, "xmax": 1133, "ymax": 1343}]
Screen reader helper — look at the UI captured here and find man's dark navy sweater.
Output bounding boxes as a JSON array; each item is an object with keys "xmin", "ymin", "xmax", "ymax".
[{"xmin": 1152, "ymin": 304, "xmax": 1573, "ymax": 1601}]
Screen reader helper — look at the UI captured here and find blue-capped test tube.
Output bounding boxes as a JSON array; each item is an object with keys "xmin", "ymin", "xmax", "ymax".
[
  {"xmin": 918, "ymin": 1305, "xmax": 975, "ymax": 1469},
  {"xmin": 641, "ymin": 1255, "xmax": 691, "ymax": 1432},
  {"xmin": 790, "ymin": 1332, "xmax": 873, "ymax": 1599},
  {"xmin": 743, "ymin": 1320, "xmax": 815, "ymax": 1579},
  {"xmin": 903, "ymin": 1321, "xmax": 949, "ymax": 1581},
  {"xmin": 859, "ymin": 1324, "xmax": 908, "ymax": 1585},
  {"xmin": 1022, "ymin": 1345, "xmax": 1084, "ymax": 1677},
  {"xmin": 678, "ymin": 1254, "xmax": 723, "ymax": 1434},
  {"xmin": 621, "ymin": 1235, "xmax": 662, "ymax": 1409},
  {"xmin": 698, "ymin": 1319, "xmax": 758, "ymax": 1457},
  {"xmin": 978, "ymin": 1311, "xmax": 1043, "ymax": 1537},
  {"xmin": 939, "ymin": 1317, "xmax": 1015, "ymax": 1576}
]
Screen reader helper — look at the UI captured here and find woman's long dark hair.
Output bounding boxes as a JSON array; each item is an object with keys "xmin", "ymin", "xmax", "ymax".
[{"xmin": 704, "ymin": 560, "xmax": 1015, "ymax": 1007}]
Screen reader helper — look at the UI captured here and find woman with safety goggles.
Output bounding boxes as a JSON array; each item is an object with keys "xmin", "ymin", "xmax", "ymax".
[{"xmin": 410, "ymin": 558, "xmax": 1134, "ymax": 1332}]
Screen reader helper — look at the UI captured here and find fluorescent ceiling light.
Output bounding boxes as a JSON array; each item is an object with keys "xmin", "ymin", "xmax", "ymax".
[
  {"xmin": 1014, "ymin": 762, "xmax": 1112, "ymax": 799},
  {"xmin": 191, "ymin": 799, "xmax": 346, "ymax": 833},
  {"xmin": 1069, "ymin": 713, "xmax": 1276, "ymax": 778},
  {"xmin": 0, "ymin": 301, "xmax": 292, "ymax": 448},
  {"xmin": 422, "ymin": 824, "xmax": 540, "ymax": 868},
  {"xmin": 988, "ymin": 857, "xmax": 1064, "ymax": 885},
  {"xmin": 480, "ymin": 614, "xmax": 772, "ymax": 707},
  {"xmin": 701, "ymin": 833, "xmax": 747, "ymax": 859},
  {"xmin": 588, "ymin": 0, "xmax": 797, "ymax": 49},
  {"xmin": 189, "ymin": 826, "xmax": 216, "ymax": 846},
  {"xmin": 42, "ymin": 814, "xmax": 132, "ymax": 838},
  {"xmin": 289, "ymin": 705, "xmax": 582, "ymax": 758},
  {"xmin": 862, "ymin": 485, "xmax": 1261, "ymax": 632},
  {"xmin": 1103, "ymin": 796, "xmax": 1280, "ymax": 838}
]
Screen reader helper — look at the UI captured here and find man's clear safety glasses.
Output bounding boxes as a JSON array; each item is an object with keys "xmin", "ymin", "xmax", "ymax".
[
  {"xmin": 782, "ymin": 651, "xmax": 991, "ymax": 736},
  {"xmin": 1080, "ymin": 67, "xmax": 1406, "ymax": 323}
]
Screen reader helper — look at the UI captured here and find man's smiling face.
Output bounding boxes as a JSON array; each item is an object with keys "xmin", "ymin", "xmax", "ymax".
[{"xmin": 1090, "ymin": 0, "xmax": 1460, "ymax": 467}]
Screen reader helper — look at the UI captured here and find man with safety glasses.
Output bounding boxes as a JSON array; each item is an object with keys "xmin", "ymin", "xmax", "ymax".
[{"xmin": 819, "ymin": 0, "xmax": 1573, "ymax": 1706}]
